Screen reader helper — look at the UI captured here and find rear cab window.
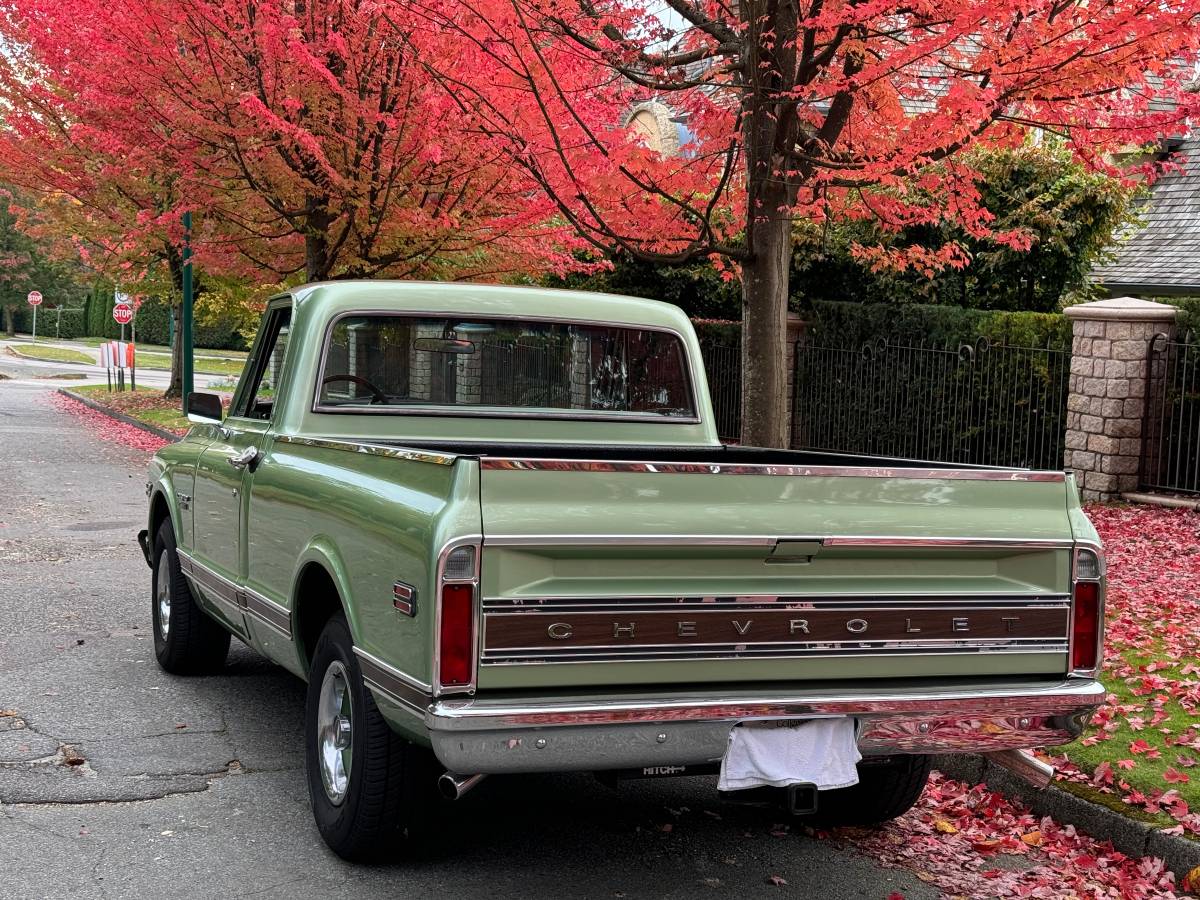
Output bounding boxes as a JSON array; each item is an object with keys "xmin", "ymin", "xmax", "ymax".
[{"xmin": 314, "ymin": 314, "xmax": 696, "ymax": 421}]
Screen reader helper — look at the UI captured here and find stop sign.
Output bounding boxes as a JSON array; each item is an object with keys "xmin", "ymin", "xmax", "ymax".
[
  {"xmin": 27, "ymin": 290, "xmax": 42, "ymax": 306},
  {"xmin": 113, "ymin": 304, "xmax": 134, "ymax": 326}
]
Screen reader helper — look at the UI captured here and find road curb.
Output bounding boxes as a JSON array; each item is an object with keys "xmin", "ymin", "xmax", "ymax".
[
  {"xmin": 58, "ymin": 388, "xmax": 182, "ymax": 443},
  {"xmin": 935, "ymin": 754, "xmax": 1200, "ymax": 879}
]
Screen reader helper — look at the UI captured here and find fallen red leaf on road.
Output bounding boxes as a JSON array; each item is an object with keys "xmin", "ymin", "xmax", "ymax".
[{"xmin": 47, "ymin": 392, "xmax": 170, "ymax": 452}]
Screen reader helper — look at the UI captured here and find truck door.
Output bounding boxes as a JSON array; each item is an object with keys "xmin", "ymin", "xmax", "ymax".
[{"xmin": 191, "ymin": 303, "xmax": 292, "ymax": 637}]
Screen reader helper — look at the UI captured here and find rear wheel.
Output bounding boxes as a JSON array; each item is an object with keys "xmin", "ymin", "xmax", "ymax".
[
  {"xmin": 151, "ymin": 520, "xmax": 230, "ymax": 674},
  {"xmin": 304, "ymin": 614, "xmax": 441, "ymax": 861},
  {"xmin": 808, "ymin": 755, "xmax": 932, "ymax": 826}
]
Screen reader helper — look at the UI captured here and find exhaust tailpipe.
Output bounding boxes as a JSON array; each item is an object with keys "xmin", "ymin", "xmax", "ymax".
[
  {"xmin": 983, "ymin": 749, "xmax": 1055, "ymax": 789},
  {"xmin": 438, "ymin": 772, "xmax": 485, "ymax": 801}
]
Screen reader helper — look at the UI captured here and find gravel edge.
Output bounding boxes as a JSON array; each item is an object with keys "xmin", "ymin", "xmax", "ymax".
[
  {"xmin": 58, "ymin": 388, "xmax": 183, "ymax": 443},
  {"xmin": 935, "ymin": 754, "xmax": 1200, "ymax": 880}
]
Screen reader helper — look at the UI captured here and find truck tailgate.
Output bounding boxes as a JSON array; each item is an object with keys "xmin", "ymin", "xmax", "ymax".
[{"xmin": 476, "ymin": 457, "xmax": 1078, "ymax": 689}]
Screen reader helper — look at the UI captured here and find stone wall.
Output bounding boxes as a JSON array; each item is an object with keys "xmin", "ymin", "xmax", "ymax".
[{"xmin": 1063, "ymin": 298, "xmax": 1178, "ymax": 501}]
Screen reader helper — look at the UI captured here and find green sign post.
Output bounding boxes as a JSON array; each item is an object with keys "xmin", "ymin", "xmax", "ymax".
[{"xmin": 181, "ymin": 211, "xmax": 194, "ymax": 413}]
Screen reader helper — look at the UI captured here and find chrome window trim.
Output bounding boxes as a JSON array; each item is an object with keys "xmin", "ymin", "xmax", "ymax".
[
  {"xmin": 425, "ymin": 677, "xmax": 1106, "ymax": 730},
  {"xmin": 432, "ymin": 534, "xmax": 483, "ymax": 698},
  {"xmin": 274, "ymin": 434, "xmax": 456, "ymax": 467},
  {"xmin": 481, "ymin": 457, "xmax": 1066, "ymax": 481},
  {"xmin": 311, "ymin": 309, "xmax": 703, "ymax": 424},
  {"xmin": 482, "ymin": 534, "xmax": 1076, "ymax": 550}
]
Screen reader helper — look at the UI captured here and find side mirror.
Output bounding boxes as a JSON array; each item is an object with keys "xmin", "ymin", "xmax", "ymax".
[{"xmin": 187, "ymin": 391, "xmax": 223, "ymax": 424}]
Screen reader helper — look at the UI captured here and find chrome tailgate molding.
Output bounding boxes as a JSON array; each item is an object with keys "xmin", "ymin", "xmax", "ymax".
[{"xmin": 481, "ymin": 456, "xmax": 1066, "ymax": 481}]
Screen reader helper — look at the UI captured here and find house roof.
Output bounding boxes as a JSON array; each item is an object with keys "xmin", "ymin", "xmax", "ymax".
[{"xmin": 1092, "ymin": 136, "xmax": 1200, "ymax": 296}]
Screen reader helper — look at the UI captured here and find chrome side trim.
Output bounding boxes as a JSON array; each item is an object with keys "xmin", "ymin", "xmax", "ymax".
[
  {"xmin": 242, "ymin": 586, "xmax": 293, "ymax": 639},
  {"xmin": 176, "ymin": 550, "xmax": 292, "ymax": 639},
  {"xmin": 177, "ymin": 552, "xmax": 243, "ymax": 619},
  {"xmin": 481, "ymin": 457, "xmax": 1066, "ymax": 481},
  {"xmin": 482, "ymin": 534, "xmax": 1075, "ymax": 550},
  {"xmin": 426, "ymin": 678, "xmax": 1106, "ymax": 731},
  {"xmin": 311, "ymin": 309, "xmax": 703, "ymax": 425},
  {"xmin": 275, "ymin": 434, "xmax": 456, "ymax": 467},
  {"xmin": 352, "ymin": 647, "xmax": 432, "ymax": 715}
]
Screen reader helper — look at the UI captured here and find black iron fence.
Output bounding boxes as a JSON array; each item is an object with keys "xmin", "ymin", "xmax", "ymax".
[
  {"xmin": 698, "ymin": 336, "xmax": 1070, "ymax": 468},
  {"xmin": 790, "ymin": 337, "xmax": 1070, "ymax": 468},
  {"xmin": 1139, "ymin": 333, "xmax": 1200, "ymax": 495},
  {"xmin": 699, "ymin": 340, "xmax": 741, "ymax": 442}
]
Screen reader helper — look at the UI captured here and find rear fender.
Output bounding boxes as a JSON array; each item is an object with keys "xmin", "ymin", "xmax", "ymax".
[{"xmin": 294, "ymin": 537, "xmax": 360, "ymax": 640}]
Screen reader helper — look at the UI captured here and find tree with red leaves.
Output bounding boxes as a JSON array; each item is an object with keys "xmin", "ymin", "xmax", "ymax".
[
  {"xmin": 0, "ymin": 0, "xmax": 578, "ymax": 289},
  {"xmin": 402, "ymin": 0, "xmax": 1200, "ymax": 446}
]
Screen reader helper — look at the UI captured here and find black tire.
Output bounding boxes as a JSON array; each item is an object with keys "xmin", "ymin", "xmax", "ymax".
[
  {"xmin": 304, "ymin": 614, "xmax": 441, "ymax": 861},
  {"xmin": 808, "ymin": 755, "xmax": 932, "ymax": 827},
  {"xmin": 151, "ymin": 520, "xmax": 231, "ymax": 674}
]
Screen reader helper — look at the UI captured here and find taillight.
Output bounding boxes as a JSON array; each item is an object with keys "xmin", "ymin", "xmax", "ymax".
[
  {"xmin": 1071, "ymin": 547, "xmax": 1103, "ymax": 673},
  {"xmin": 439, "ymin": 583, "xmax": 475, "ymax": 688},
  {"xmin": 1071, "ymin": 581, "xmax": 1099, "ymax": 671}
]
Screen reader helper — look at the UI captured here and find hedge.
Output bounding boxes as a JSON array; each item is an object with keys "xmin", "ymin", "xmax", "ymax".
[{"xmin": 804, "ymin": 300, "xmax": 1071, "ymax": 351}]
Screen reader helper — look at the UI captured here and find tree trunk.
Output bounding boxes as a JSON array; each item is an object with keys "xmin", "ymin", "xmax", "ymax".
[
  {"xmin": 739, "ymin": 210, "xmax": 792, "ymax": 449},
  {"xmin": 164, "ymin": 249, "xmax": 184, "ymax": 399},
  {"xmin": 305, "ymin": 195, "xmax": 335, "ymax": 282},
  {"xmin": 3, "ymin": 305, "xmax": 13, "ymax": 337},
  {"xmin": 165, "ymin": 300, "xmax": 183, "ymax": 399}
]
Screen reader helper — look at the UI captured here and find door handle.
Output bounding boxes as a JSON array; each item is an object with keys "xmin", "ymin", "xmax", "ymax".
[{"xmin": 227, "ymin": 447, "xmax": 259, "ymax": 470}]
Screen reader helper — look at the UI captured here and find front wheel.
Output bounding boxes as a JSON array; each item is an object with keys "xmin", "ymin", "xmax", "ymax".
[
  {"xmin": 151, "ymin": 520, "xmax": 230, "ymax": 674},
  {"xmin": 304, "ymin": 614, "xmax": 441, "ymax": 861},
  {"xmin": 808, "ymin": 754, "xmax": 932, "ymax": 826}
]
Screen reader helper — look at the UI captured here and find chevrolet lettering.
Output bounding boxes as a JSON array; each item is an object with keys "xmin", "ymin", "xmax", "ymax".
[{"xmin": 138, "ymin": 281, "xmax": 1105, "ymax": 861}]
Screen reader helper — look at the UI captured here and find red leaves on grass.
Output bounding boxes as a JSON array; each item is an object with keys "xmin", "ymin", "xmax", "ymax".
[
  {"xmin": 1051, "ymin": 504, "xmax": 1200, "ymax": 836},
  {"xmin": 47, "ymin": 391, "xmax": 169, "ymax": 453}
]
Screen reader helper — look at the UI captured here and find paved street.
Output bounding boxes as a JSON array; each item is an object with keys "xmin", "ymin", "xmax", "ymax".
[
  {"xmin": 0, "ymin": 376, "xmax": 937, "ymax": 898},
  {"xmin": 0, "ymin": 338, "xmax": 231, "ymax": 391}
]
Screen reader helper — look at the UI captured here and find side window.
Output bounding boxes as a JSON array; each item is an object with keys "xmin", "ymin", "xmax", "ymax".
[{"xmin": 235, "ymin": 306, "xmax": 292, "ymax": 420}]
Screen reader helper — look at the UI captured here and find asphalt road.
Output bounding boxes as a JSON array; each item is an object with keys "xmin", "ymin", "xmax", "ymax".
[
  {"xmin": 0, "ymin": 338, "xmax": 231, "ymax": 391},
  {"xmin": 0, "ymin": 375, "xmax": 938, "ymax": 900}
]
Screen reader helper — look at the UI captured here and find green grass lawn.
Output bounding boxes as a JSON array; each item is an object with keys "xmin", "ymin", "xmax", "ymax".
[
  {"xmin": 9, "ymin": 344, "xmax": 95, "ymax": 364},
  {"xmin": 12, "ymin": 332, "xmax": 248, "ymax": 360},
  {"xmin": 135, "ymin": 350, "xmax": 245, "ymax": 376},
  {"xmin": 1055, "ymin": 643, "xmax": 1200, "ymax": 832},
  {"xmin": 70, "ymin": 384, "xmax": 191, "ymax": 434}
]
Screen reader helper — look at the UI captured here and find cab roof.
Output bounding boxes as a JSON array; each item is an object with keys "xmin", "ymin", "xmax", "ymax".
[{"xmin": 289, "ymin": 280, "xmax": 695, "ymax": 334}]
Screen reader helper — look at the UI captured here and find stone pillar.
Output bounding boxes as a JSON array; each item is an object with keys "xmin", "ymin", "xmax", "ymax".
[{"xmin": 1064, "ymin": 297, "xmax": 1178, "ymax": 501}]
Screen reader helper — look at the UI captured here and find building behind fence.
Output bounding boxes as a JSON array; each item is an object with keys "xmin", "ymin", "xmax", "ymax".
[{"xmin": 699, "ymin": 297, "xmax": 1198, "ymax": 501}]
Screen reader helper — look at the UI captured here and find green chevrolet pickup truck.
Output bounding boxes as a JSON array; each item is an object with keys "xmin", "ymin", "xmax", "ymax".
[{"xmin": 139, "ymin": 281, "xmax": 1105, "ymax": 860}]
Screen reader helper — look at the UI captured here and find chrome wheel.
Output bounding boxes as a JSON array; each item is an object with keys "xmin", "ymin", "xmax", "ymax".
[
  {"xmin": 155, "ymin": 549, "xmax": 171, "ymax": 641},
  {"xmin": 317, "ymin": 660, "xmax": 354, "ymax": 805}
]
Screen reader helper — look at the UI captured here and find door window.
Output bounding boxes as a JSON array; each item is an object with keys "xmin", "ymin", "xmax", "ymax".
[{"xmin": 235, "ymin": 305, "xmax": 292, "ymax": 420}]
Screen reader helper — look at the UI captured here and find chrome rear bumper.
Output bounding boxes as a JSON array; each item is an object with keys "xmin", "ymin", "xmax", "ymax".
[{"xmin": 422, "ymin": 678, "xmax": 1103, "ymax": 776}]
